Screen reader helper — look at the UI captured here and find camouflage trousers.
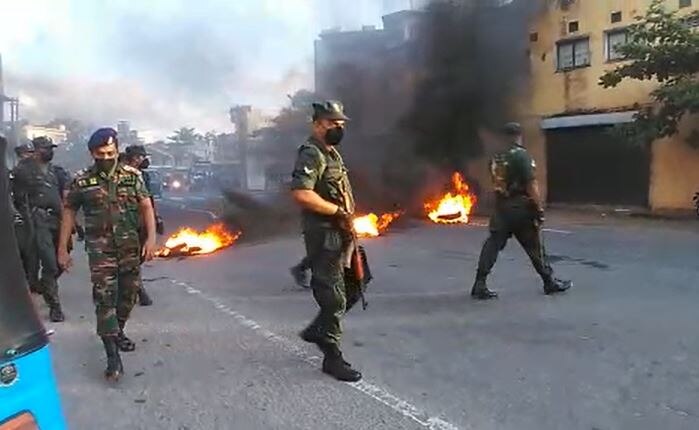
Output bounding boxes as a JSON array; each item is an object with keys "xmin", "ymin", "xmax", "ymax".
[
  {"xmin": 88, "ymin": 242, "xmax": 141, "ymax": 336},
  {"xmin": 302, "ymin": 228, "xmax": 351, "ymax": 351}
]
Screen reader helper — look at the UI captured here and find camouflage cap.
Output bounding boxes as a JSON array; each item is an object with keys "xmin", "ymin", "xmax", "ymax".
[
  {"xmin": 502, "ymin": 122, "xmax": 523, "ymax": 136},
  {"xmin": 125, "ymin": 145, "xmax": 149, "ymax": 157},
  {"xmin": 312, "ymin": 100, "xmax": 350, "ymax": 121},
  {"xmin": 31, "ymin": 136, "xmax": 57, "ymax": 149}
]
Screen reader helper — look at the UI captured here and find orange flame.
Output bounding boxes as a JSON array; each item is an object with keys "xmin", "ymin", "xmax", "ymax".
[
  {"xmin": 156, "ymin": 223, "xmax": 241, "ymax": 258},
  {"xmin": 353, "ymin": 212, "xmax": 402, "ymax": 238},
  {"xmin": 425, "ymin": 173, "xmax": 477, "ymax": 224}
]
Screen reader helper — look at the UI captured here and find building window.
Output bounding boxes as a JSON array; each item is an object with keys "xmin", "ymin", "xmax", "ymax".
[
  {"xmin": 611, "ymin": 11, "xmax": 622, "ymax": 23},
  {"xmin": 606, "ymin": 30, "xmax": 628, "ymax": 61},
  {"xmin": 568, "ymin": 21, "xmax": 579, "ymax": 33},
  {"xmin": 530, "ymin": 32, "xmax": 539, "ymax": 42},
  {"xmin": 679, "ymin": 0, "xmax": 691, "ymax": 8},
  {"xmin": 557, "ymin": 38, "xmax": 590, "ymax": 70}
]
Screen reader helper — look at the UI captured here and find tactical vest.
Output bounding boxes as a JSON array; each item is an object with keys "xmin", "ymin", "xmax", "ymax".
[
  {"xmin": 15, "ymin": 159, "xmax": 63, "ymax": 213},
  {"xmin": 490, "ymin": 145, "xmax": 534, "ymax": 198}
]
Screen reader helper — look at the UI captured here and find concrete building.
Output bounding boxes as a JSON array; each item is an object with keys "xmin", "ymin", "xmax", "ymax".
[
  {"xmin": 520, "ymin": 0, "xmax": 699, "ymax": 212},
  {"xmin": 23, "ymin": 124, "xmax": 68, "ymax": 144},
  {"xmin": 117, "ymin": 121, "xmax": 144, "ymax": 147},
  {"xmin": 314, "ymin": 10, "xmax": 423, "ymax": 136},
  {"xmin": 229, "ymin": 105, "xmax": 273, "ymax": 191}
]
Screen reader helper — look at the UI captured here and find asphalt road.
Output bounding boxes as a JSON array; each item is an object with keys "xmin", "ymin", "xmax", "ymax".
[{"xmin": 42, "ymin": 196, "xmax": 699, "ymax": 430}]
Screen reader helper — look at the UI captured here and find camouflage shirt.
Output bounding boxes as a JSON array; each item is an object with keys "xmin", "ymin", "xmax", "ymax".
[
  {"xmin": 291, "ymin": 137, "xmax": 355, "ymax": 231},
  {"xmin": 66, "ymin": 164, "xmax": 150, "ymax": 254},
  {"xmin": 490, "ymin": 143, "xmax": 536, "ymax": 198}
]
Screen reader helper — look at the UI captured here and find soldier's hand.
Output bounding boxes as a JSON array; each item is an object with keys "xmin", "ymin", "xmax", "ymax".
[
  {"xmin": 58, "ymin": 248, "xmax": 73, "ymax": 272},
  {"xmin": 142, "ymin": 238, "xmax": 157, "ymax": 262},
  {"xmin": 334, "ymin": 207, "xmax": 354, "ymax": 233}
]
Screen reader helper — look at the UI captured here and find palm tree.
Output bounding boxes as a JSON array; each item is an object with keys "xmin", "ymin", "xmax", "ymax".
[{"xmin": 167, "ymin": 127, "xmax": 201, "ymax": 166}]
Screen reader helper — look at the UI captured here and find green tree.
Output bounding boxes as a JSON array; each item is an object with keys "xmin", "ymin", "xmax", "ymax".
[
  {"xmin": 257, "ymin": 89, "xmax": 317, "ymax": 158},
  {"xmin": 599, "ymin": 0, "xmax": 699, "ymax": 147},
  {"xmin": 167, "ymin": 127, "xmax": 202, "ymax": 166}
]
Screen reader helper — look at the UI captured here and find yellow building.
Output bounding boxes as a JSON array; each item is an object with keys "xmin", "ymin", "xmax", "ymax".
[{"xmin": 521, "ymin": 0, "xmax": 698, "ymax": 212}]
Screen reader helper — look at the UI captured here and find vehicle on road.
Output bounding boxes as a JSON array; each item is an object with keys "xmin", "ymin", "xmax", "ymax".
[
  {"xmin": 148, "ymin": 171, "xmax": 163, "ymax": 198},
  {"xmin": 0, "ymin": 136, "xmax": 67, "ymax": 430}
]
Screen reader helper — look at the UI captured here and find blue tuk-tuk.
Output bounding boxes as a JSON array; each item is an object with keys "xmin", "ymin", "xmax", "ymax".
[{"xmin": 0, "ymin": 136, "xmax": 67, "ymax": 429}]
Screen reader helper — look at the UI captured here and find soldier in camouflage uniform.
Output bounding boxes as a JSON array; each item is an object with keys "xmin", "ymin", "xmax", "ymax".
[
  {"xmin": 122, "ymin": 144, "xmax": 165, "ymax": 306},
  {"xmin": 291, "ymin": 101, "xmax": 362, "ymax": 382},
  {"xmin": 11, "ymin": 143, "xmax": 41, "ymax": 294},
  {"xmin": 471, "ymin": 122, "xmax": 572, "ymax": 300},
  {"xmin": 58, "ymin": 128, "xmax": 157, "ymax": 382},
  {"xmin": 11, "ymin": 137, "xmax": 69, "ymax": 322}
]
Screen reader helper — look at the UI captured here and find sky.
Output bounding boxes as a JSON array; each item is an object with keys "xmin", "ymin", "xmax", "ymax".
[{"xmin": 0, "ymin": 0, "xmax": 418, "ymax": 140}]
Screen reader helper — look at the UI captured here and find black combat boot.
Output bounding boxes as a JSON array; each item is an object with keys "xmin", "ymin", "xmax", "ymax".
[
  {"xmin": 300, "ymin": 328, "xmax": 352, "ymax": 366},
  {"xmin": 544, "ymin": 278, "xmax": 572, "ymax": 295},
  {"xmin": 101, "ymin": 336, "xmax": 123, "ymax": 382},
  {"xmin": 290, "ymin": 265, "xmax": 310, "ymax": 289},
  {"xmin": 116, "ymin": 320, "xmax": 136, "ymax": 352},
  {"xmin": 322, "ymin": 349, "xmax": 362, "ymax": 382},
  {"xmin": 138, "ymin": 287, "xmax": 153, "ymax": 306},
  {"xmin": 49, "ymin": 304, "xmax": 65, "ymax": 322},
  {"xmin": 471, "ymin": 278, "xmax": 498, "ymax": 300}
]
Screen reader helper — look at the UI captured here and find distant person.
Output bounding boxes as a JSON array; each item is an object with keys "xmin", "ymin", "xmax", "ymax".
[
  {"xmin": 123, "ymin": 144, "xmax": 165, "ymax": 306},
  {"xmin": 10, "ymin": 143, "xmax": 40, "ymax": 293},
  {"xmin": 12, "ymin": 137, "xmax": 68, "ymax": 322},
  {"xmin": 58, "ymin": 128, "xmax": 157, "ymax": 382},
  {"xmin": 471, "ymin": 122, "xmax": 571, "ymax": 299}
]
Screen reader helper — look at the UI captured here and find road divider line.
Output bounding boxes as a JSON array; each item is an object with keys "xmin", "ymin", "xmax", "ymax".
[{"xmin": 173, "ymin": 280, "xmax": 461, "ymax": 430}]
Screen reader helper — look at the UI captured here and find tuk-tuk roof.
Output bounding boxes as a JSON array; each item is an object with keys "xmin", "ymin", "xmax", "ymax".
[{"xmin": 0, "ymin": 136, "xmax": 48, "ymax": 364}]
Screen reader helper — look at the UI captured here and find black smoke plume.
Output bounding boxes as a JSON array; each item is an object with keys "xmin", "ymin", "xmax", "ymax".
[{"xmin": 319, "ymin": 0, "xmax": 543, "ymax": 214}]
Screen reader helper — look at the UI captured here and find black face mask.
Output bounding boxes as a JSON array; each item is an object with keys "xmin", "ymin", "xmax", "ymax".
[
  {"xmin": 39, "ymin": 150, "xmax": 54, "ymax": 162},
  {"xmin": 325, "ymin": 126, "xmax": 345, "ymax": 146},
  {"xmin": 139, "ymin": 158, "xmax": 150, "ymax": 169},
  {"xmin": 94, "ymin": 158, "xmax": 117, "ymax": 173}
]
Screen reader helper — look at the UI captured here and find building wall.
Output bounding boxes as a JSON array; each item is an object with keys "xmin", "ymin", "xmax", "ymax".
[
  {"xmin": 526, "ymin": 0, "xmax": 698, "ymax": 210},
  {"xmin": 649, "ymin": 117, "xmax": 699, "ymax": 210}
]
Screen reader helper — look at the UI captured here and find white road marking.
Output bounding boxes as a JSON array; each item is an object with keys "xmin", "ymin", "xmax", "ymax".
[
  {"xmin": 173, "ymin": 280, "xmax": 461, "ymax": 430},
  {"xmin": 542, "ymin": 228, "xmax": 573, "ymax": 235},
  {"xmin": 469, "ymin": 222, "xmax": 573, "ymax": 235},
  {"xmin": 176, "ymin": 205, "xmax": 219, "ymax": 221}
]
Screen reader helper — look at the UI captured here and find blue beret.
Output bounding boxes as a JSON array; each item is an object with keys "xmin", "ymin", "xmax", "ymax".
[{"xmin": 88, "ymin": 128, "xmax": 119, "ymax": 150}]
